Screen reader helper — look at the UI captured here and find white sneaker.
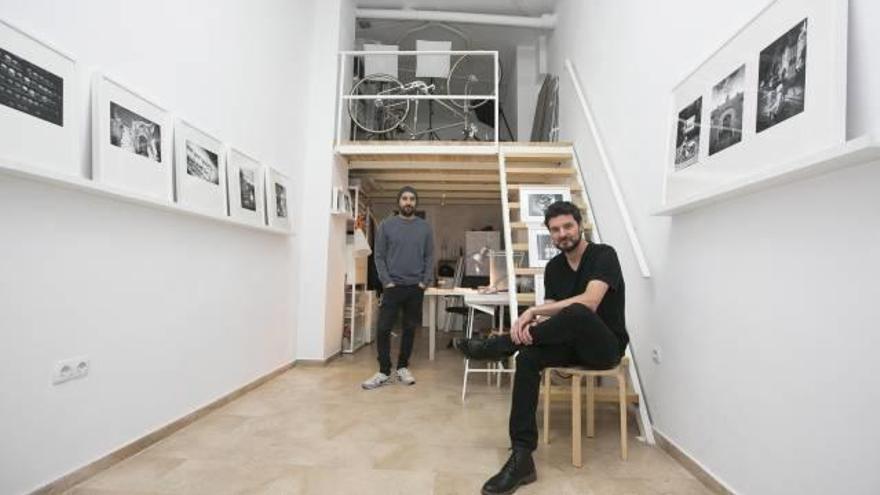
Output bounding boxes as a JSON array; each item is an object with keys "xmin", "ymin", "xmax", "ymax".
[
  {"xmin": 362, "ymin": 372, "xmax": 392, "ymax": 390},
  {"xmin": 396, "ymin": 367, "xmax": 416, "ymax": 385}
]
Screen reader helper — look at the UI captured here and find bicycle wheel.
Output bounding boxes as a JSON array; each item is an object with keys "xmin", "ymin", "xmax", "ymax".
[
  {"xmin": 446, "ymin": 54, "xmax": 499, "ymax": 111},
  {"xmin": 348, "ymin": 74, "xmax": 410, "ymax": 135}
]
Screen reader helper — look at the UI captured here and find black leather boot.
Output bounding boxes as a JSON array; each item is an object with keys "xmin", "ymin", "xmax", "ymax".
[
  {"xmin": 481, "ymin": 448, "xmax": 537, "ymax": 495},
  {"xmin": 453, "ymin": 335, "xmax": 518, "ymax": 361}
]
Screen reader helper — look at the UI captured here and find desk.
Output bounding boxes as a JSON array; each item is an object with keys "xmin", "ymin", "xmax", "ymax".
[{"xmin": 424, "ymin": 287, "xmax": 476, "ymax": 360}]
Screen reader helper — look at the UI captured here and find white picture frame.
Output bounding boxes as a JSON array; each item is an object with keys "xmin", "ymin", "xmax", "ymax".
[
  {"xmin": 663, "ymin": 0, "xmax": 847, "ymax": 207},
  {"xmin": 343, "ymin": 190, "xmax": 354, "ymax": 218},
  {"xmin": 226, "ymin": 148, "xmax": 264, "ymax": 226},
  {"xmin": 330, "ymin": 186, "xmax": 345, "ymax": 215},
  {"xmin": 0, "ymin": 18, "xmax": 77, "ymax": 176},
  {"xmin": 265, "ymin": 167, "xmax": 291, "ymax": 230},
  {"xmin": 92, "ymin": 73, "xmax": 173, "ymax": 202},
  {"xmin": 518, "ymin": 185, "xmax": 572, "ymax": 223},
  {"xmin": 174, "ymin": 119, "xmax": 227, "ymax": 216},
  {"xmin": 527, "ymin": 227, "xmax": 559, "ymax": 268}
]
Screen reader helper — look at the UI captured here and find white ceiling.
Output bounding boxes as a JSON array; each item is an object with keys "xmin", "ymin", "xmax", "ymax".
[
  {"xmin": 354, "ymin": 0, "xmax": 557, "ymax": 17},
  {"xmin": 354, "ymin": 1, "xmax": 557, "ymax": 83}
]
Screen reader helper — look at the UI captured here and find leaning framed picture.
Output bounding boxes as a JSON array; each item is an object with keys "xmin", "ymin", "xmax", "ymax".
[
  {"xmin": 663, "ymin": 0, "xmax": 847, "ymax": 208},
  {"xmin": 527, "ymin": 228, "xmax": 559, "ymax": 268},
  {"xmin": 0, "ymin": 18, "xmax": 77, "ymax": 176},
  {"xmin": 518, "ymin": 185, "xmax": 571, "ymax": 223},
  {"xmin": 226, "ymin": 148, "xmax": 265, "ymax": 226},
  {"xmin": 92, "ymin": 73, "xmax": 173, "ymax": 202},
  {"xmin": 174, "ymin": 119, "xmax": 227, "ymax": 216},
  {"xmin": 265, "ymin": 167, "xmax": 291, "ymax": 231}
]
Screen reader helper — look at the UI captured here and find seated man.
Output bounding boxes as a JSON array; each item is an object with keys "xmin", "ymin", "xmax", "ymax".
[{"xmin": 454, "ymin": 200, "xmax": 628, "ymax": 495}]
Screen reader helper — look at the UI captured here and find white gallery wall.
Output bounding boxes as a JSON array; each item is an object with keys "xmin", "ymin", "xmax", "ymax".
[
  {"xmin": 550, "ymin": 1, "xmax": 880, "ymax": 494},
  {"xmin": 0, "ymin": 1, "xmax": 313, "ymax": 493},
  {"xmin": 295, "ymin": 0, "xmax": 356, "ymax": 361}
]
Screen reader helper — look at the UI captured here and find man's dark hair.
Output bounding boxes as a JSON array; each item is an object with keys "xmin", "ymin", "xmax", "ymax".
[{"xmin": 544, "ymin": 200, "xmax": 582, "ymax": 228}]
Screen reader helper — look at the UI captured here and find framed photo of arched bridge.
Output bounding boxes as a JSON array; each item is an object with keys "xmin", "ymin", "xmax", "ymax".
[{"xmin": 662, "ymin": 0, "xmax": 847, "ymax": 210}]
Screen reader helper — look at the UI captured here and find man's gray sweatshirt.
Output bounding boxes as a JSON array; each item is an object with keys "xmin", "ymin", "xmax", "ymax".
[{"xmin": 374, "ymin": 215, "xmax": 434, "ymax": 287}]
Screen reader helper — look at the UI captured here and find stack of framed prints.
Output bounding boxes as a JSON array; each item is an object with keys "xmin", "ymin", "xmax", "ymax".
[
  {"xmin": 265, "ymin": 167, "xmax": 291, "ymax": 230},
  {"xmin": 1, "ymin": 19, "xmax": 291, "ymax": 235},
  {"xmin": 518, "ymin": 185, "xmax": 571, "ymax": 268},
  {"xmin": 174, "ymin": 119, "xmax": 227, "ymax": 216},
  {"xmin": 664, "ymin": 0, "xmax": 847, "ymax": 207},
  {"xmin": 226, "ymin": 148, "xmax": 265, "ymax": 226},
  {"xmin": 92, "ymin": 74, "xmax": 173, "ymax": 202},
  {"xmin": 0, "ymin": 19, "xmax": 76, "ymax": 176}
]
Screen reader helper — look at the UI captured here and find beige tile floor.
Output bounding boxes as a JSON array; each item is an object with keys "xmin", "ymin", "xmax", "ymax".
[{"xmin": 66, "ymin": 331, "xmax": 711, "ymax": 495}]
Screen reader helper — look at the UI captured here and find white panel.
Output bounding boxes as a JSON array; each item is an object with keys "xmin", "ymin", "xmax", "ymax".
[
  {"xmin": 415, "ymin": 39, "xmax": 452, "ymax": 78},
  {"xmin": 363, "ymin": 43, "xmax": 399, "ymax": 78}
]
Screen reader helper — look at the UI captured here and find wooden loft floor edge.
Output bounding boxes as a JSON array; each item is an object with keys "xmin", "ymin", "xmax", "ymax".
[{"xmin": 336, "ymin": 140, "xmax": 573, "ymax": 163}]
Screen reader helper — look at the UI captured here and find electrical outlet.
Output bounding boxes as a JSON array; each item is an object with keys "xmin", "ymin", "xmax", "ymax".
[
  {"xmin": 52, "ymin": 356, "xmax": 90, "ymax": 385},
  {"xmin": 651, "ymin": 347, "xmax": 662, "ymax": 364}
]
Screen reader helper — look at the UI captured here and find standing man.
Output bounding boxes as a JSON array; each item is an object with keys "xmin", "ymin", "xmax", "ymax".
[
  {"xmin": 454, "ymin": 201, "xmax": 628, "ymax": 495},
  {"xmin": 362, "ymin": 186, "xmax": 434, "ymax": 390}
]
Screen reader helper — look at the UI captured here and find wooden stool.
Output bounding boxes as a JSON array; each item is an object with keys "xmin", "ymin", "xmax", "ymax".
[{"xmin": 541, "ymin": 356, "xmax": 630, "ymax": 467}]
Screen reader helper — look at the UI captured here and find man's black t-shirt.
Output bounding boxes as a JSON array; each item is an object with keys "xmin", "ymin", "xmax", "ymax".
[{"xmin": 543, "ymin": 242, "xmax": 628, "ymax": 353}]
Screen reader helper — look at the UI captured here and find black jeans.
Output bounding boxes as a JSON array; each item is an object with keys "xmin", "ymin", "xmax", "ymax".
[
  {"xmin": 509, "ymin": 303, "xmax": 623, "ymax": 451},
  {"xmin": 376, "ymin": 285, "xmax": 425, "ymax": 375}
]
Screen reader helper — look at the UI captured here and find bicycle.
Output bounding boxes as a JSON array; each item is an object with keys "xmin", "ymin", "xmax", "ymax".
[{"xmin": 347, "ymin": 54, "xmax": 497, "ymax": 141}]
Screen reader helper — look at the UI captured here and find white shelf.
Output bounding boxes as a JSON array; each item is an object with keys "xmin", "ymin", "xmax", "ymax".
[
  {"xmin": 653, "ymin": 133, "xmax": 880, "ymax": 216},
  {"xmin": 0, "ymin": 158, "xmax": 293, "ymax": 236}
]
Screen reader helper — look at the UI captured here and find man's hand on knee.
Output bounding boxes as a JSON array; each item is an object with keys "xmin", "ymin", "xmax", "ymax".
[{"xmin": 521, "ymin": 322, "xmax": 535, "ymax": 346}]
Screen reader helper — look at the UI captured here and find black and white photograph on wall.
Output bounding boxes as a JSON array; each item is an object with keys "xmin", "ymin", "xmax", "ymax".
[
  {"xmin": 528, "ymin": 228, "xmax": 559, "ymax": 268},
  {"xmin": 239, "ymin": 168, "xmax": 256, "ymax": 211},
  {"xmin": 757, "ymin": 19, "xmax": 807, "ymax": 133},
  {"xmin": 518, "ymin": 186, "xmax": 572, "ymax": 223},
  {"xmin": 0, "ymin": 47, "xmax": 63, "ymax": 126},
  {"xmin": 275, "ymin": 183, "xmax": 288, "ymax": 218},
  {"xmin": 110, "ymin": 102, "xmax": 161, "ymax": 162},
  {"xmin": 709, "ymin": 65, "xmax": 745, "ymax": 156},
  {"xmin": 674, "ymin": 97, "xmax": 702, "ymax": 170},
  {"xmin": 185, "ymin": 140, "xmax": 219, "ymax": 185},
  {"xmin": 528, "ymin": 193, "xmax": 564, "ymax": 218}
]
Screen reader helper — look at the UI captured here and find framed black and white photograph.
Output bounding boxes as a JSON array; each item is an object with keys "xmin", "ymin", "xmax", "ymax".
[
  {"xmin": 663, "ymin": 0, "xmax": 847, "ymax": 211},
  {"xmin": 528, "ymin": 228, "xmax": 559, "ymax": 268},
  {"xmin": 92, "ymin": 74, "xmax": 173, "ymax": 202},
  {"xmin": 174, "ymin": 119, "xmax": 227, "ymax": 216},
  {"xmin": 226, "ymin": 148, "xmax": 264, "ymax": 226},
  {"xmin": 265, "ymin": 167, "xmax": 291, "ymax": 230},
  {"xmin": 0, "ymin": 19, "xmax": 77, "ymax": 176},
  {"xmin": 708, "ymin": 65, "xmax": 745, "ymax": 156},
  {"xmin": 518, "ymin": 185, "xmax": 572, "ymax": 223},
  {"xmin": 674, "ymin": 97, "xmax": 702, "ymax": 170},
  {"xmin": 757, "ymin": 19, "xmax": 807, "ymax": 133}
]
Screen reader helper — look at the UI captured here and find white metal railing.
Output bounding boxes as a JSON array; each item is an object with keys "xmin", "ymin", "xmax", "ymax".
[
  {"xmin": 563, "ymin": 60, "xmax": 655, "ymax": 445},
  {"xmin": 335, "ymin": 50, "xmax": 499, "ymax": 146},
  {"xmin": 564, "ymin": 59, "xmax": 651, "ymax": 278}
]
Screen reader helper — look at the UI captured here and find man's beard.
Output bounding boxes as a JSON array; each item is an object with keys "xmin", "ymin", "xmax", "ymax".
[
  {"xmin": 400, "ymin": 205, "xmax": 415, "ymax": 216},
  {"xmin": 554, "ymin": 234, "xmax": 581, "ymax": 253}
]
